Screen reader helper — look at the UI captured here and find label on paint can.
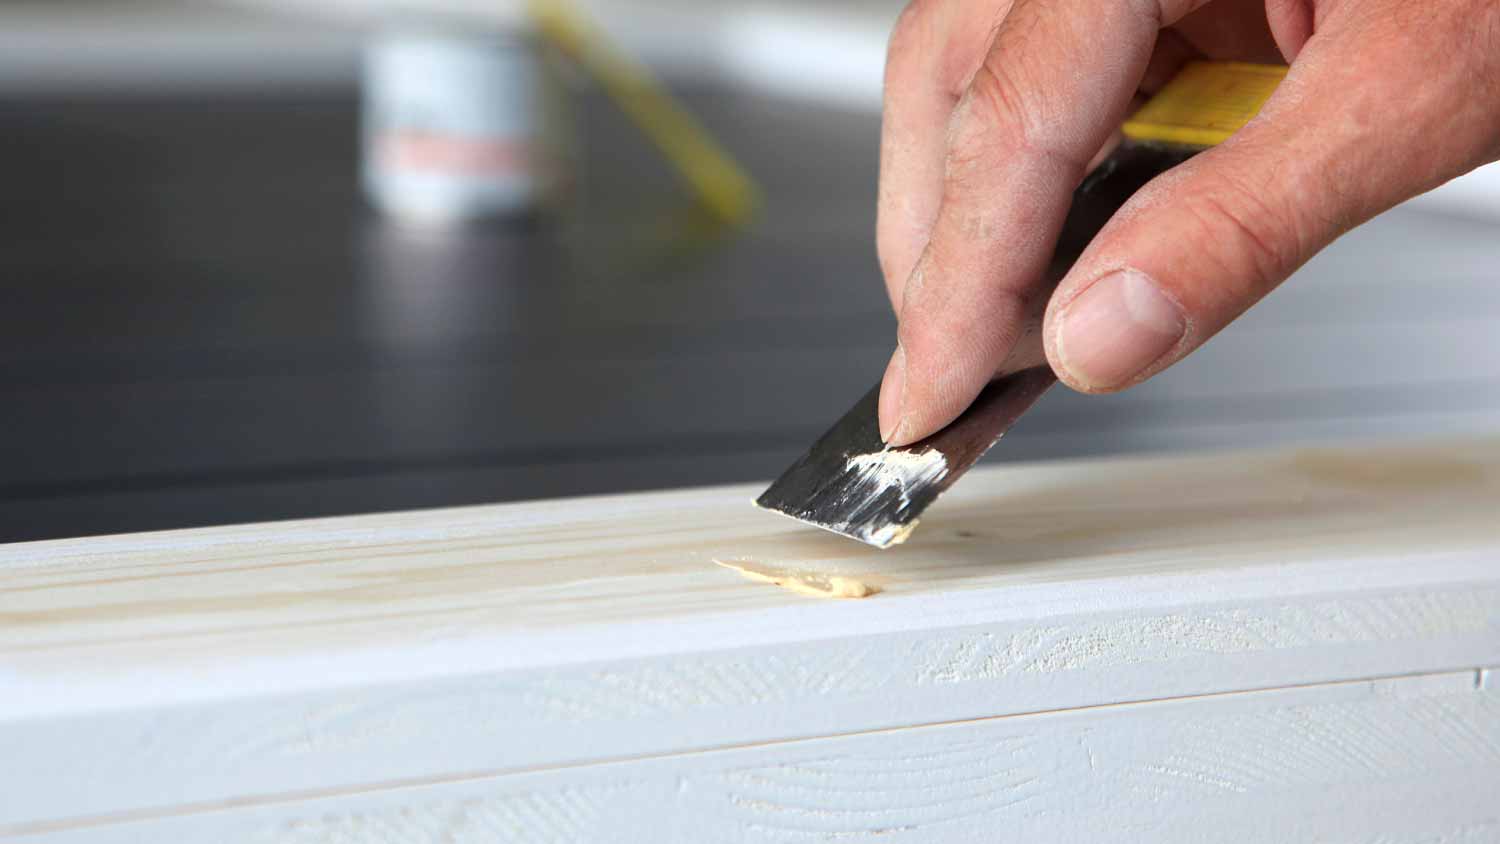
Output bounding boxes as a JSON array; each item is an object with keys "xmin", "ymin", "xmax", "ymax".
[{"xmin": 362, "ymin": 29, "xmax": 547, "ymax": 223}]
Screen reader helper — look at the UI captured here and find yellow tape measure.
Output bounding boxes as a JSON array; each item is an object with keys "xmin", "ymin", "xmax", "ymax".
[
  {"xmin": 1123, "ymin": 61, "xmax": 1288, "ymax": 147},
  {"xmin": 529, "ymin": 0, "xmax": 761, "ymax": 225}
]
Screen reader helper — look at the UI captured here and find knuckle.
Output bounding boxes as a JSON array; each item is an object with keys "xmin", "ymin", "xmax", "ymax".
[
  {"xmin": 1128, "ymin": 0, "xmax": 1168, "ymax": 26},
  {"xmin": 948, "ymin": 49, "xmax": 1089, "ymax": 184},
  {"xmin": 886, "ymin": 0, "xmax": 937, "ymax": 77},
  {"xmin": 893, "ymin": 315, "xmax": 955, "ymax": 382},
  {"xmin": 887, "ymin": 0, "xmax": 992, "ymax": 99},
  {"xmin": 944, "ymin": 59, "xmax": 1037, "ymax": 183},
  {"xmin": 966, "ymin": 56, "xmax": 1036, "ymax": 146},
  {"xmin": 1184, "ymin": 174, "xmax": 1304, "ymax": 296}
]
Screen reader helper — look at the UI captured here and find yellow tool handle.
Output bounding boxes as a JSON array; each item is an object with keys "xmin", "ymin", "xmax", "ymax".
[{"xmin": 1123, "ymin": 61, "xmax": 1288, "ymax": 148}]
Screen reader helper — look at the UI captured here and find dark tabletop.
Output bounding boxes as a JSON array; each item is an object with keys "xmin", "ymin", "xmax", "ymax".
[
  {"xmin": 0, "ymin": 87, "xmax": 911, "ymax": 542},
  {"xmin": 6, "ymin": 83, "xmax": 1496, "ymax": 544}
]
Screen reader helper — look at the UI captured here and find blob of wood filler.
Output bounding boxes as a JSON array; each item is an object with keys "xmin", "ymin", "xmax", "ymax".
[{"xmin": 714, "ymin": 558, "xmax": 880, "ymax": 599}]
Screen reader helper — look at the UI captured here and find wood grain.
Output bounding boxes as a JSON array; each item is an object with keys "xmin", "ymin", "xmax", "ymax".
[
  {"xmin": 3, "ymin": 436, "xmax": 1500, "ymax": 834},
  {"xmin": 10, "ymin": 672, "xmax": 1498, "ymax": 842}
]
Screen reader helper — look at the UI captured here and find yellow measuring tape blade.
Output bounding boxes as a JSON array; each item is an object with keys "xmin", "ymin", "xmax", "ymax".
[
  {"xmin": 1123, "ymin": 62, "xmax": 1288, "ymax": 147},
  {"xmin": 529, "ymin": 0, "xmax": 761, "ymax": 225}
]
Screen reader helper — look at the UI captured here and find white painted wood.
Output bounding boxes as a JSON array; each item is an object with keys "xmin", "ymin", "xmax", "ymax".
[
  {"xmin": 10, "ymin": 672, "xmax": 1499, "ymax": 842},
  {"xmin": 4, "ymin": 436, "xmax": 1500, "ymax": 838}
]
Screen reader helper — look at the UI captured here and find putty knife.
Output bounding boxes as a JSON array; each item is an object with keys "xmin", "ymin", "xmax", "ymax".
[{"xmin": 757, "ymin": 62, "xmax": 1289, "ymax": 547}]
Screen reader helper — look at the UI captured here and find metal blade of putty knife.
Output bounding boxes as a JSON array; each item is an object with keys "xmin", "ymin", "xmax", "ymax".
[{"xmin": 755, "ymin": 367, "xmax": 1057, "ymax": 548}]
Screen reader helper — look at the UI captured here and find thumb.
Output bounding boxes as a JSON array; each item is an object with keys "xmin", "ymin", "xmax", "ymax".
[{"xmin": 1042, "ymin": 17, "xmax": 1500, "ymax": 394}]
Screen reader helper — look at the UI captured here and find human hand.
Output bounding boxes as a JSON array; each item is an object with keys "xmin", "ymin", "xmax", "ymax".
[{"xmin": 876, "ymin": 0, "xmax": 1500, "ymax": 445}]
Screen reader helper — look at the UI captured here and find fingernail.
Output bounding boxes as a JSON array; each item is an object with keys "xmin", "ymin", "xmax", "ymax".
[
  {"xmin": 878, "ymin": 345, "xmax": 906, "ymax": 443},
  {"xmin": 1056, "ymin": 270, "xmax": 1184, "ymax": 390}
]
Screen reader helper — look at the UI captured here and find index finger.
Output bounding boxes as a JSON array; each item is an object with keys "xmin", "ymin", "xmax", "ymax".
[{"xmin": 878, "ymin": 0, "xmax": 1011, "ymax": 313}]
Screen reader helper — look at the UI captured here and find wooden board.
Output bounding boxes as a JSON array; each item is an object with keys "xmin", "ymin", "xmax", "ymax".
[{"xmin": 4, "ymin": 435, "xmax": 1500, "ymax": 840}]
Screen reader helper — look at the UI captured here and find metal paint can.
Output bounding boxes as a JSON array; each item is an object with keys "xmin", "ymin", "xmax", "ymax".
[{"xmin": 362, "ymin": 23, "xmax": 553, "ymax": 223}]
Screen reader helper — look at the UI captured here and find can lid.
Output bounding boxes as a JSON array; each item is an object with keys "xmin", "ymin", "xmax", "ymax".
[{"xmin": 391, "ymin": 0, "xmax": 530, "ymax": 29}]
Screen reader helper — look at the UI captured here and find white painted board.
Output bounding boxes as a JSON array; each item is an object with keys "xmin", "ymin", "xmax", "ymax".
[
  {"xmin": 11, "ymin": 673, "xmax": 1499, "ymax": 842},
  {"xmin": 4, "ymin": 436, "xmax": 1500, "ymax": 838}
]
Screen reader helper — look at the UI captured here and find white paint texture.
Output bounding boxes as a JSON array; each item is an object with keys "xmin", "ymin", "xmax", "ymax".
[
  {"xmin": 835, "ymin": 447, "xmax": 950, "ymax": 546},
  {"xmin": 843, "ymin": 448, "xmax": 949, "ymax": 502},
  {"xmin": 11, "ymin": 675, "xmax": 1500, "ymax": 843},
  {"xmin": 3, "ymin": 436, "xmax": 1500, "ymax": 840}
]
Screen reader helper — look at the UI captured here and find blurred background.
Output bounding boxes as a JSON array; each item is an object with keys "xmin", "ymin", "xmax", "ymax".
[{"xmin": 1, "ymin": 0, "xmax": 1497, "ymax": 542}]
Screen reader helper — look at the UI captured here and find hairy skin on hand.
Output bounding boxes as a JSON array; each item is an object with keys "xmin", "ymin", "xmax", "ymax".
[{"xmin": 875, "ymin": 0, "xmax": 1500, "ymax": 446}]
